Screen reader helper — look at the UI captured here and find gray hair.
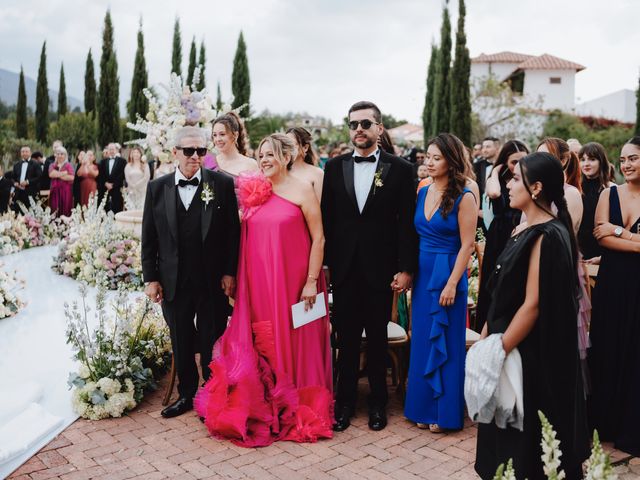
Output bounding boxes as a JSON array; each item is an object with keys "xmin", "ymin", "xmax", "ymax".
[
  {"xmin": 54, "ymin": 146, "xmax": 68, "ymax": 160},
  {"xmin": 174, "ymin": 126, "xmax": 207, "ymax": 146}
]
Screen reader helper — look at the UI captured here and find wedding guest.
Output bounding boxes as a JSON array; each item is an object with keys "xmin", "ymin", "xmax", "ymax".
[
  {"xmin": 474, "ymin": 152, "xmax": 589, "ymax": 479},
  {"xmin": 321, "ymin": 101, "xmax": 418, "ymax": 432},
  {"xmin": 98, "ymin": 143, "xmax": 126, "ymax": 213},
  {"xmin": 476, "ymin": 140, "xmax": 529, "ymax": 331},
  {"xmin": 153, "ymin": 155, "xmax": 175, "ymax": 179},
  {"xmin": 379, "ymin": 129, "xmax": 395, "ymax": 156},
  {"xmin": 474, "ymin": 136, "xmax": 501, "ymax": 231},
  {"xmin": 405, "ymin": 133, "xmax": 476, "ymax": 432},
  {"xmin": 578, "ymin": 142, "xmax": 615, "ymax": 262},
  {"xmin": 567, "ymin": 138, "xmax": 582, "ymax": 156},
  {"xmin": 142, "ymin": 126, "xmax": 240, "ymax": 419},
  {"xmin": 76, "ymin": 150, "xmax": 99, "ymax": 206},
  {"xmin": 0, "ymin": 166, "xmax": 12, "ymax": 213},
  {"xmin": 588, "ymin": 136, "xmax": 640, "ymax": 456},
  {"xmin": 12, "ymin": 146, "xmax": 40, "ymax": 211},
  {"xmin": 415, "ymin": 163, "xmax": 429, "ymax": 190},
  {"xmin": 211, "ymin": 112, "xmax": 258, "ymax": 177},
  {"xmin": 48, "ymin": 147, "xmax": 75, "ymax": 216},
  {"xmin": 124, "ymin": 146, "xmax": 151, "ymax": 210},
  {"xmin": 40, "ymin": 140, "xmax": 62, "ymax": 193},
  {"xmin": 286, "ymin": 127, "xmax": 324, "ymax": 201},
  {"xmin": 196, "ymin": 133, "xmax": 333, "ymax": 446},
  {"xmin": 472, "ymin": 142, "xmax": 482, "ymax": 161}
]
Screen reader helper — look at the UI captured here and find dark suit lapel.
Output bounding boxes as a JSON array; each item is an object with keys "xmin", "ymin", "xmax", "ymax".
[
  {"xmin": 342, "ymin": 157, "xmax": 358, "ymax": 211},
  {"xmin": 200, "ymin": 170, "xmax": 214, "ymax": 243},
  {"xmin": 361, "ymin": 154, "xmax": 391, "ymax": 216},
  {"xmin": 164, "ymin": 181, "xmax": 178, "ymax": 244}
]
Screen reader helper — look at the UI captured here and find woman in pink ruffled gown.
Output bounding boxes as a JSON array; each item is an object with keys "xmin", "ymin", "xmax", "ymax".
[{"xmin": 195, "ymin": 133, "xmax": 333, "ymax": 447}]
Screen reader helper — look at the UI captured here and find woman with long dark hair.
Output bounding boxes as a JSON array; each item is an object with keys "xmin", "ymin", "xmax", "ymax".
[
  {"xmin": 474, "ymin": 152, "xmax": 589, "ymax": 479},
  {"xmin": 588, "ymin": 136, "xmax": 640, "ymax": 456},
  {"xmin": 286, "ymin": 127, "xmax": 324, "ymax": 201},
  {"xmin": 475, "ymin": 140, "xmax": 529, "ymax": 331},
  {"xmin": 404, "ymin": 133, "xmax": 476, "ymax": 432},
  {"xmin": 211, "ymin": 111, "xmax": 258, "ymax": 177}
]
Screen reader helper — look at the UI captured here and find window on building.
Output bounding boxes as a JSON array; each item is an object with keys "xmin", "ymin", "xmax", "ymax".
[{"xmin": 549, "ymin": 77, "xmax": 562, "ymax": 84}]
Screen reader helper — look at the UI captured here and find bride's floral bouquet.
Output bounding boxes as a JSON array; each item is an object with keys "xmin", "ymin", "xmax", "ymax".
[
  {"xmin": 66, "ymin": 285, "xmax": 172, "ymax": 420},
  {"xmin": 0, "ymin": 265, "xmax": 24, "ymax": 319}
]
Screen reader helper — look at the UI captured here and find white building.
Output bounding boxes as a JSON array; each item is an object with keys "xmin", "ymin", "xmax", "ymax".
[
  {"xmin": 576, "ymin": 89, "xmax": 637, "ymax": 124},
  {"xmin": 471, "ymin": 51, "xmax": 585, "ymax": 111}
]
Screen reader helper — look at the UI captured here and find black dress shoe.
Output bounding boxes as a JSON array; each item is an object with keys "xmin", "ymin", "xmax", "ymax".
[
  {"xmin": 368, "ymin": 409, "xmax": 387, "ymax": 431},
  {"xmin": 333, "ymin": 406, "xmax": 354, "ymax": 432},
  {"xmin": 161, "ymin": 397, "xmax": 193, "ymax": 418}
]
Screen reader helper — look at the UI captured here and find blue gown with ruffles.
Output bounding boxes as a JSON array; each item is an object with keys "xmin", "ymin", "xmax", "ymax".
[{"xmin": 404, "ymin": 186, "xmax": 470, "ymax": 429}]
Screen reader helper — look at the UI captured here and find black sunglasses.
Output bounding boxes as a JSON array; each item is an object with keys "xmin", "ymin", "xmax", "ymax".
[
  {"xmin": 176, "ymin": 146, "xmax": 208, "ymax": 157},
  {"xmin": 348, "ymin": 119, "xmax": 379, "ymax": 131}
]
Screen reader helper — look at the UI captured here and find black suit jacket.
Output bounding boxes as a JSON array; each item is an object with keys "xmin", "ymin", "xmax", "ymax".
[
  {"xmin": 12, "ymin": 159, "xmax": 41, "ymax": 206},
  {"xmin": 321, "ymin": 150, "xmax": 418, "ymax": 290},
  {"xmin": 98, "ymin": 156, "xmax": 127, "ymax": 212},
  {"xmin": 40, "ymin": 156, "xmax": 56, "ymax": 191},
  {"xmin": 0, "ymin": 176, "xmax": 12, "ymax": 213},
  {"xmin": 473, "ymin": 158, "xmax": 491, "ymax": 198},
  {"xmin": 141, "ymin": 168, "xmax": 240, "ymax": 302}
]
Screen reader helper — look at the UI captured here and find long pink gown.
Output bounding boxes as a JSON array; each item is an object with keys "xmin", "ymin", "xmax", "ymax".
[{"xmin": 195, "ymin": 174, "xmax": 333, "ymax": 447}]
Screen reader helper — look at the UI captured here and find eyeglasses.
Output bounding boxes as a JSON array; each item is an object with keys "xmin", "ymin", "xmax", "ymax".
[
  {"xmin": 348, "ymin": 119, "xmax": 379, "ymax": 131},
  {"xmin": 176, "ymin": 146, "xmax": 208, "ymax": 157}
]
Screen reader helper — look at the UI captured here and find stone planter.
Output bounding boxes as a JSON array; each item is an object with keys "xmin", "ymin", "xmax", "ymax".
[{"xmin": 115, "ymin": 210, "xmax": 143, "ymax": 238}]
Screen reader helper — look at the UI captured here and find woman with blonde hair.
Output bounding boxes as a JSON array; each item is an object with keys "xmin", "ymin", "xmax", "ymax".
[
  {"xmin": 76, "ymin": 149, "xmax": 99, "ymax": 206},
  {"xmin": 124, "ymin": 146, "xmax": 150, "ymax": 210}
]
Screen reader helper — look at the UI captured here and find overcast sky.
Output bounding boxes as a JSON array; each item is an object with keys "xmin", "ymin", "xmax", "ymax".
[{"xmin": 1, "ymin": 0, "xmax": 638, "ymax": 124}]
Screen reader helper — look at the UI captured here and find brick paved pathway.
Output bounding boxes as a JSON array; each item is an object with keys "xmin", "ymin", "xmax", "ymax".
[{"xmin": 8, "ymin": 375, "xmax": 638, "ymax": 480}]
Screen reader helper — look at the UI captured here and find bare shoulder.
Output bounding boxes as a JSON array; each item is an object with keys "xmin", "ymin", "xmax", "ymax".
[
  {"xmin": 240, "ymin": 155, "xmax": 259, "ymax": 170},
  {"xmin": 288, "ymin": 175, "xmax": 317, "ymax": 206}
]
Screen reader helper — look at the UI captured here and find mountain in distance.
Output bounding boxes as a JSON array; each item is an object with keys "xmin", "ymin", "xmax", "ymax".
[{"xmin": 0, "ymin": 68, "xmax": 83, "ymax": 111}]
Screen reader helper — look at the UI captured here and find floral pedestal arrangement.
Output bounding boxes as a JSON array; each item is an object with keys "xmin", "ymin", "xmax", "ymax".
[{"xmin": 114, "ymin": 210, "xmax": 143, "ymax": 238}]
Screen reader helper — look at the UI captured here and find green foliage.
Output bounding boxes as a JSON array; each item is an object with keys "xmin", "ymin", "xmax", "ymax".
[
  {"xmin": 48, "ymin": 113, "xmax": 97, "ymax": 152},
  {"xmin": 216, "ymin": 81, "xmax": 223, "ymax": 111},
  {"xmin": 58, "ymin": 63, "xmax": 68, "ymax": 117},
  {"xmin": 16, "ymin": 67, "xmax": 28, "ymax": 139},
  {"xmin": 449, "ymin": 0, "xmax": 472, "ymax": 146},
  {"xmin": 246, "ymin": 111, "xmax": 286, "ymax": 147},
  {"xmin": 128, "ymin": 21, "xmax": 149, "ymax": 132},
  {"xmin": 171, "ymin": 17, "xmax": 182, "ymax": 77},
  {"xmin": 186, "ymin": 37, "xmax": 197, "ymax": 87},
  {"xmin": 0, "ymin": 137, "xmax": 48, "ymax": 172},
  {"xmin": 196, "ymin": 40, "xmax": 206, "ymax": 91},
  {"xmin": 97, "ymin": 10, "xmax": 121, "ymax": 146},
  {"xmin": 231, "ymin": 31, "xmax": 251, "ymax": 117},
  {"xmin": 35, "ymin": 41, "xmax": 49, "ymax": 143},
  {"xmin": 381, "ymin": 113, "xmax": 407, "ymax": 130},
  {"xmin": 84, "ymin": 49, "xmax": 96, "ymax": 116},
  {"xmin": 423, "ymin": 43, "xmax": 439, "ymax": 142},
  {"xmin": 431, "ymin": 5, "xmax": 452, "ymax": 135}
]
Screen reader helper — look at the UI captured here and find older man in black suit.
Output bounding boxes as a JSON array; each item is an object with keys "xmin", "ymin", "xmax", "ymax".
[
  {"xmin": 141, "ymin": 126, "xmax": 240, "ymax": 418},
  {"xmin": 12, "ymin": 146, "xmax": 41, "ymax": 211},
  {"xmin": 98, "ymin": 143, "xmax": 127, "ymax": 213}
]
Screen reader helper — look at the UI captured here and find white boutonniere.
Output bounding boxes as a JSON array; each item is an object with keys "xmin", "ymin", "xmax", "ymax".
[
  {"xmin": 201, "ymin": 182, "xmax": 214, "ymax": 210},
  {"xmin": 373, "ymin": 170, "xmax": 384, "ymax": 194}
]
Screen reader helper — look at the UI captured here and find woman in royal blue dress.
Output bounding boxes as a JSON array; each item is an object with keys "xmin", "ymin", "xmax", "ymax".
[{"xmin": 405, "ymin": 133, "xmax": 476, "ymax": 432}]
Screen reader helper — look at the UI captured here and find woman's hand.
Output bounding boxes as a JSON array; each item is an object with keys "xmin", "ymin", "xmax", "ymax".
[
  {"xmin": 301, "ymin": 280, "xmax": 318, "ymax": 311},
  {"xmin": 439, "ymin": 282, "xmax": 457, "ymax": 307},
  {"xmin": 593, "ymin": 222, "xmax": 618, "ymax": 240},
  {"xmin": 583, "ymin": 256, "xmax": 601, "ymax": 265}
]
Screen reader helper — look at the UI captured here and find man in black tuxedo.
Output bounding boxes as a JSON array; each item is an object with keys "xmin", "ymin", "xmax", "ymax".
[
  {"xmin": 98, "ymin": 143, "xmax": 127, "ymax": 213},
  {"xmin": 142, "ymin": 126, "xmax": 240, "ymax": 418},
  {"xmin": 321, "ymin": 101, "xmax": 418, "ymax": 432},
  {"xmin": 40, "ymin": 140, "xmax": 62, "ymax": 193},
  {"xmin": 12, "ymin": 146, "xmax": 41, "ymax": 211},
  {"xmin": 0, "ymin": 167, "xmax": 13, "ymax": 213},
  {"xmin": 473, "ymin": 136, "xmax": 500, "ymax": 231}
]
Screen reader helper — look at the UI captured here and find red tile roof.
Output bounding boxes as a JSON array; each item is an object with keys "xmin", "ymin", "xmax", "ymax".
[
  {"xmin": 471, "ymin": 51, "xmax": 534, "ymax": 64},
  {"xmin": 515, "ymin": 53, "xmax": 585, "ymax": 72}
]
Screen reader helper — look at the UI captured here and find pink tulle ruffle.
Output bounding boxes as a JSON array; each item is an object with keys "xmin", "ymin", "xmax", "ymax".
[{"xmin": 236, "ymin": 172, "xmax": 272, "ymax": 220}]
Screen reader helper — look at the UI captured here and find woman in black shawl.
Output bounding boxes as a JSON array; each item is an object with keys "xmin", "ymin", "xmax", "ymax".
[{"xmin": 474, "ymin": 152, "xmax": 589, "ymax": 479}]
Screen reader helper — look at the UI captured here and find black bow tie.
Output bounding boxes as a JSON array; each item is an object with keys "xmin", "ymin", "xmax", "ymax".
[
  {"xmin": 354, "ymin": 155, "xmax": 376, "ymax": 164},
  {"xmin": 178, "ymin": 177, "xmax": 199, "ymax": 188}
]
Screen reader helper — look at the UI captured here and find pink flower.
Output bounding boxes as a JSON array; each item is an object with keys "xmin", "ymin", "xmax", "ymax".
[{"xmin": 236, "ymin": 172, "xmax": 273, "ymax": 220}]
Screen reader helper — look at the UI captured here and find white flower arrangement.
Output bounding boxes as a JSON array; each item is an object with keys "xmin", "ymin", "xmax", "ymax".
[
  {"xmin": 0, "ymin": 265, "xmax": 24, "ymax": 319},
  {"xmin": 66, "ymin": 286, "xmax": 171, "ymax": 420},
  {"xmin": 201, "ymin": 182, "xmax": 214, "ymax": 210}
]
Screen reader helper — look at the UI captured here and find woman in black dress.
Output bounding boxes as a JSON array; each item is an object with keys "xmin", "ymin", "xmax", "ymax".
[
  {"xmin": 588, "ymin": 136, "xmax": 640, "ymax": 455},
  {"xmin": 475, "ymin": 152, "xmax": 589, "ymax": 480},
  {"xmin": 475, "ymin": 140, "xmax": 529, "ymax": 332},
  {"xmin": 577, "ymin": 142, "xmax": 614, "ymax": 263}
]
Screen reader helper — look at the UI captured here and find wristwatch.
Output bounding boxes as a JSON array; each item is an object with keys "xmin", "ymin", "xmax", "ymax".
[{"xmin": 614, "ymin": 226, "xmax": 623, "ymax": 238}]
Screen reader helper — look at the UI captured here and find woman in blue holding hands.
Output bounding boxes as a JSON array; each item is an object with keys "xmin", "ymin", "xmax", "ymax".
[{"xmin": 405, "ymin": 133, "xmax": 476, "ymax": 432}]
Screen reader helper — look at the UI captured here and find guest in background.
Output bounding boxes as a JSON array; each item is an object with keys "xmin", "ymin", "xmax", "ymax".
[
  {"xmin": 77, "ymin": 150, "xmax": 99, "ymax": 206},
  {"xmin": 567, "ymin": 138, "xmax": 582, "ymax": 156},
  {"xmin": 124, "ymin": 146, "xmax": 151, "ymax": 210},
  {"xmin": 405, "ymin": 133, "xmax": 476, "ymax": 433},
  {"xmin": 578, "ymin": 142, "xmax": 615, "ymax": 263},
  {"xmin": 415, "ymin": 164, "xmax": 429, "ymax": 191},
  {"xmin": 30, "ymin": 151, "xmax": 44, "ymax": 198},
  {"xmin": 286, "ymin": 127, "xmax": 324, "ymax": 201},
  {"xmin": 153, "ymin": 155, "xmax": 175, "ymax": 179},
  {"xmin": 12, "ymin": 145, "xmax": 41, "ymax": 211},
  {"xmin": 378, "ymin": 130, "xmax": 396, "ymax": 156},
  {"xmin": 474, "ymin": 137, "xmax": 501, "ymax": 231},
  {"xmin": 211, "ymin": 112, "xmax": 258, "ymax": 178},
  {"xmin": 475, "ymin": 140, "xmax": 529, "ymax": 331},
  {"xmin": 472, "ymin": 142, "xmax": 482, "ymax": 162},
  {"xmin": 588, "ymin": 136, "xmax": 640, "ymax": 457},
  {"xmin": 0, "ymin": 166, "xmax": 13, "ymax": 213},
  {"xmin": 40, "ymin": 140, "xmax": 62, "ymax": 193},
  {"xmin": 98, "ymin": 143, "xmax": 126, "ymax": 213},
  {"xmin": 48, "ymin": 147, "xmax": 75, "ymax": 216}
]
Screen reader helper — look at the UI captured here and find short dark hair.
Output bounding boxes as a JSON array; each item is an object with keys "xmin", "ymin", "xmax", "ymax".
[
  {"xmin": 482, "ymin": 136, "xmax": 500, "ymax": 144},
  {"xmin": 348, "ymin": 101, "xmax": 382, "ymax": 123},
  {"xmin": 31, "ymin": 151, "xmax": 44, "ymax": 159}
]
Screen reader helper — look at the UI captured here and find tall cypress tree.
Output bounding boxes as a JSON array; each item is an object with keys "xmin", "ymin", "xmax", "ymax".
[
  {"xmin": 16, "ymin": 66, "xmax": 28, "ymax": 138},
  {"xmin": 57, "ymin": 63, "xmax": 68, "ymax": 117},
  {"xmin": 186, "ymin": 37, "xmax": 197, "ymax": 87},
  {"xmin": 231, "ymin": 31, "xmax": 251, "ymax": 117},
  {"xmin": 635, "ymin": 72, "xmax": 640, "ymax": 136},
  {"xmin": 431, "ymin": 3, "xmax": 452, "ymax": 135},
  {"xmin": 171, "ymin": 17, "xmax": 182, "ymax": 78},
  {"xmin": 97, "ymin": 9, "xmax": 121, "ymax": 146},
  {"xmin": 449, "ymin": 0, "xmax": 471, "ymax": 145},
  {"xmin": 35, "ymin": 41, "xmax": 49, "ymax": 143},
  {"xmin": 84, "ymin": 49, "xmax": 96, "ymax": 116},
  {"xmin": 128, "ymin": 19, "xmax": 149, "ymax": 124},
  {"xmin": 423, "ymin": 43, "xmax": 439, "ymax": 142},
  {"xmin": 216, "ymin": 81, "xmax": 223, "ymax": 111},
  {"xmin": 196, "ymin": 41, "xmax": 206, "ymax": 90}
]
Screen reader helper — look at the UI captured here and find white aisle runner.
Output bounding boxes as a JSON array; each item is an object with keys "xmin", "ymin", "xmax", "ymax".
[{"xmin": 0, "ymin": 246, "xmax": 134, "ymax": 479}]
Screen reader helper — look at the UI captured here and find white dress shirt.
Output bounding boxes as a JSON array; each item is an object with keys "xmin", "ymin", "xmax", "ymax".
[
  {"xmin": 175, "ymin": 168, "xmax": 202, "ymax": 210},
  {"xmin": 19, "ymin": 161, "xmax": 29, "ymax": 183},
  {"xmin": 352, "ymin": 149, "xmax": 380, "ymax": 213},
  {"xmin": 108, "ymin": 158, "xmax": 115, "ymax": 176}
]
